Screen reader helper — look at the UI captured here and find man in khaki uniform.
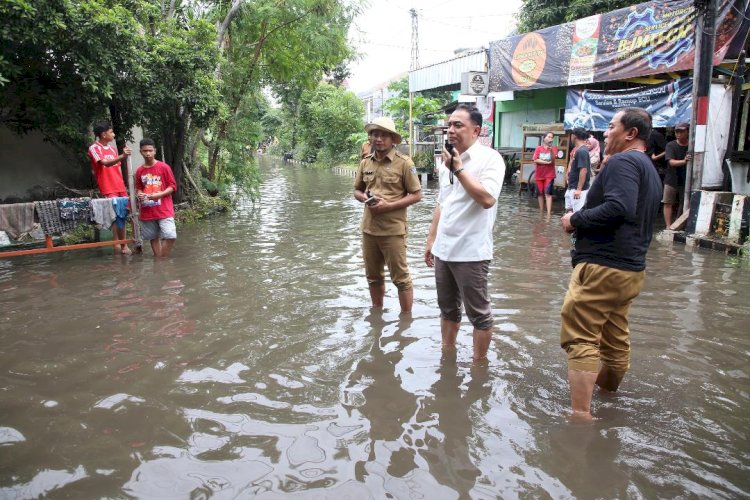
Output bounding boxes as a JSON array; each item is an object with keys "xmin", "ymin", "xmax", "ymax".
[{"xmin": 354, "ymin": 117, "xmax": 422, "ymax": 314}]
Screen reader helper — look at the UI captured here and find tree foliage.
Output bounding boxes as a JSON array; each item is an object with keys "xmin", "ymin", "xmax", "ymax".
[
  {"xmin": 297, "ymin": 83, "xmax": 364, "ymax": 164},
  {"xmin": 517, "ymin": 0, "xmax": 644, "ymax": 33},
  {"xmin": 202, "ymin": 0, "xmax": 358, "ymax": 183},
  {"xmin": 383, "ymin": 77, "xmax": 450, "ymax": 143},
  {"xmin": 0, "ymin": 0, "xmax": 146, "ymax": 149},
  {"xmin": 0, "ymin": 0, "xmax": 220, "ymax": 198},
  {"xmin": 1, "ymin": 0, "xmax": 360, "ymax": 202}
]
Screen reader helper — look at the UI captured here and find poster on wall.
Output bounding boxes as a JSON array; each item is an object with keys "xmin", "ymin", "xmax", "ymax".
[
  {"xmin": 475, "ymin": 96, "xmax": 495, "ymax": 147},
  {"xmin": 568, "ymin": 15, "xmax": 601, "ymax": 85},
  {"xmin": 489, "ymin": 0, "xmax": 748, "ymax": 91},
  {"xmin": 564, "ymin": 77, "xmax": 693, "ymax": 131}
]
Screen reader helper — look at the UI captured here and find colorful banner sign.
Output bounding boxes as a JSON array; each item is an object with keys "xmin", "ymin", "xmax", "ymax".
[
  {"xmin": 475, "ymin": 96, "xmax": 494, "ymax": 143},
  {"xmin": 564, "ymin": 78, "xmax": 693, "ymax": 131},
  {"xmin": 489, "ymin": 0, "xmax": 748, "ymax": 91}
]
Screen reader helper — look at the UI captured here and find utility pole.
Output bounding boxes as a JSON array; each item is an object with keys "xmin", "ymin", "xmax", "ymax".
[
  {"xmin": 685, "ymin": 0, "xmax": 718, "ymax": 213},
  {"xmin": 410, "ymin": 8, "xmax": 420, "ymax": 71},
  {"xmin": 409, "ymin": 8, "xmax": 420, "ymax": 158}
]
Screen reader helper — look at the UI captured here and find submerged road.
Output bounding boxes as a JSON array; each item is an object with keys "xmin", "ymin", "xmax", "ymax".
[{"xmin": 0, "ymin": 157, "xmax": 748, "ymax": 498}]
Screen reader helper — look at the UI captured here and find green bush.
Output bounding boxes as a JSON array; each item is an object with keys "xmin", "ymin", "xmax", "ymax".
[{"xmin": 412, "ymin": 150, "xmax": 435, "ymax": 169}]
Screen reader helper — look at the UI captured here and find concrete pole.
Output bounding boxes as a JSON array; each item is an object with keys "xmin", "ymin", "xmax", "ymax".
[
  {"xmin": 686, "ymin": 0, "xmax": 718, "ymax": 213},
  {"xmin": 409, "ymin": 91, "xmax": 414, "ymax": 158}
]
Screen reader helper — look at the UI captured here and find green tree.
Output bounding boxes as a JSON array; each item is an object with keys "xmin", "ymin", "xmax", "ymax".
[
  {"xmin": 0, "ymin": 0, "xmax": 220, "ymax": 200},
  {"xmin": 1, "ymin": 0, "xmax": 361, "ymax": 202},
  {"xmin": 297, "ymin": 83, "xmax": 364, "ymax": 164},
  {"xmin": 0, "ymin": 0, "xmax": 147, "ymax": 155},
  {"xmin": 382, "ymin": 77, "xmax": 450, "ymax": 143},
  {"xmin": 517, "ymin": 0, "xmax": 644, "ymax": 33},
  {"xmin": 201, "ymin": 0, "xmax": 358, "ymax": 183},
  {"xmin": 138, "ymin": 10, "xmax": 221, "ymax": 197}
]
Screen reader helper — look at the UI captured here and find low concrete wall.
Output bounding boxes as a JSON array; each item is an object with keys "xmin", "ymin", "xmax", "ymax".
[{"xmin": 0, "ymin": 126, "xmax": 83, "ymax": 201}]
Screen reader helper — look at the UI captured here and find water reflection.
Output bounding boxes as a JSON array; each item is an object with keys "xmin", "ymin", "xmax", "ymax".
[
  {"xmin": 0, "ymin": 158, "xmax": 748, "ymax": 498},
  {"xmin": 343, "ymin": 313, "xmax": 422, "ymax": 488},
  {"xmin": 420, "ymin": 352, "xmax": 491, "ymax": 499},
  {"xmin": 545, "ymin": 421, "xmax": 628, "ymax": 497}
]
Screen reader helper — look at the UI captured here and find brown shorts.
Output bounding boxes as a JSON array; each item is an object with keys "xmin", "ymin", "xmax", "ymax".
[
  {"xmin": 435, "ymin": 258, "xmax": 492, "ymax": 330},
  {"xmin": 662, "ymin": 184, "xmax": 682, "ymax": 205},
  {"xmin": 362, "ymin": 233, "xmax": 412, "ymax": 292},
  {"xmin": 560, "ymin": 262, "xmax": 645, "ymax": 375}
]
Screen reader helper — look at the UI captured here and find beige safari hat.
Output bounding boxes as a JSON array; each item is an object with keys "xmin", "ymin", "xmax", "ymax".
[{"xmin": 365, "ymin": 117, "xmax": 402, "ymax": 144}]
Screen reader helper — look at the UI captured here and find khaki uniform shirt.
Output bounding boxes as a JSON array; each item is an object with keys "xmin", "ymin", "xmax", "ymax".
[
  {"xmin": 354, "ymin": 148, "xmax": 421, "ymax": 236},
  {"xmin": 360, "ymin": 141, "xmax": 373, "ymax": 159}
]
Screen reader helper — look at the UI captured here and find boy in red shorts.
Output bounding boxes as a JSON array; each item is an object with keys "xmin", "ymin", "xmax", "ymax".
[
  {"xmin": 135, "ymin": 138, "xmax": 177, "ymax": 257},
  {"xmin": 87, "ymin": 121, "xmax": 132, "ymax": 254}
]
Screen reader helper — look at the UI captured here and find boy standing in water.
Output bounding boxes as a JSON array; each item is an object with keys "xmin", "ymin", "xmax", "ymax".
[
  {"xmin": 135, "ymin": 138, "xmax": 178, "ymax": 257},
  {"xmin": 87, "ymin": 121, "xmax": 132, "ymax": 254}
]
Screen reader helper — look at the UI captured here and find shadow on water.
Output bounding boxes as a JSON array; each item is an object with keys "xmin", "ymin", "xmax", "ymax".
[{"xmin": 0, "ymin": 156, "xmax": 749, "ymax": 498}]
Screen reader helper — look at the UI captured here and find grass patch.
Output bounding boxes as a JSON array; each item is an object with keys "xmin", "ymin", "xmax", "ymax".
[{"xmin": 174, "ymin": 196, "xmax": 232, "ymax": 225}]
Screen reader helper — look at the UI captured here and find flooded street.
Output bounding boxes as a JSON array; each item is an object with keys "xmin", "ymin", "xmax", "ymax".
[{"xmin": 1, "ymin": 157, "xmax": 749, "ymax": 499}]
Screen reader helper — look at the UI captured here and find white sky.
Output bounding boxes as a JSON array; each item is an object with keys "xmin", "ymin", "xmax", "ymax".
[{"xmin": 347, "ymin": 0, "xmax": 523, "ymax": 94}]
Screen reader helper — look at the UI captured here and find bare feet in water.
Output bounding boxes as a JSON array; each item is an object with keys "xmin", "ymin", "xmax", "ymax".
[{"xmin": 116, "ymin": 245, "xmax": 132, "ymax": 255}]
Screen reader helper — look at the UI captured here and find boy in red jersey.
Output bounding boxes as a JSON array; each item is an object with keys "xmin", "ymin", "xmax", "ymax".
[
  {"xmin": 135, "ymin": 138, "xmax": 177, "ymax": 257},
  {"xmin": 87, "ymin": 121, "xmax": 132, "ymax": 254}
]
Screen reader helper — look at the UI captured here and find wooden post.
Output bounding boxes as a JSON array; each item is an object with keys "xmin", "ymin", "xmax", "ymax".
[{"xmin": 126, "ymin": 155, "xmax": 142, "ymax": 252}]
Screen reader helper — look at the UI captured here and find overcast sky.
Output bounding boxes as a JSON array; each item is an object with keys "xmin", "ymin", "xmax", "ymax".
[{"xmin": 346, "ymin": 0, "xmax": 523, "ymax": 94}]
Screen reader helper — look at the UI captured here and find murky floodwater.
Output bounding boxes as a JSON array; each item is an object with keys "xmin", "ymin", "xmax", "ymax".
[{"xmin": 1, "ymin": 157, "xmax": 749, "ymax": 499}]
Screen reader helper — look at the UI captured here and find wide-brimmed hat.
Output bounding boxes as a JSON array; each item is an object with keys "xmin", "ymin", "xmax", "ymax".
[
  {"xmin": 675, "ymin": 122, "xmax": 690, "ymax": 130},
  {"xmin": 365, "ymin": 117, "xmax": 402, "ymax": 144}
]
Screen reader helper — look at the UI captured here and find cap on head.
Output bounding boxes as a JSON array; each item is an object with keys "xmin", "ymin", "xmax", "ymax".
[
  {"xmin": 365, "ymin": 117, "xmax": 402, "ymax": 144},
  {"xmin": 675, "ymin": 122, "xmax": 689, "ymax": 131}
]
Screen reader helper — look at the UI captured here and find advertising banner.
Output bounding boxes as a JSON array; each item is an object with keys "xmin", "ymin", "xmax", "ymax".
[
  {"xmin": 489, "ymin": 0, "xmax": 748, "ymax": 91},
  {"xmin": 475, "ymin": 96, "xmax": 495, "ymax": 146},
  {"xmin": 564, "ymin": 78, "xmax": 693, "ymax": 131}
]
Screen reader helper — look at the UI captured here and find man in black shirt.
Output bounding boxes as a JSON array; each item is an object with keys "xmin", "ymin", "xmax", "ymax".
[
  {"xmin": 663, "ymin": 122, "xmax": 691, "ymax": 227},
  {"xmin": 564, "ymin": 128, "xmax": 591, "ymax": 213},
  {"xmin": 646, "ymin": 129, "xmax": 667, "ymax": 182},
  {"xmin": 560, "ymin": 107, "xmax": 662, "ymax": 421}
]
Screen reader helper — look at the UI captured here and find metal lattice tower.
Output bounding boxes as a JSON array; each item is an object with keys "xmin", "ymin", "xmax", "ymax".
[{"xmin": 410, "ymin": 8, "xmax": 420, "ymax": 71}]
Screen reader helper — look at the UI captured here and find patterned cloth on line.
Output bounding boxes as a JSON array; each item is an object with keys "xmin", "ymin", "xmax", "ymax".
[
  {"xmin": 0, "ymin": 202, "xmax": 35, "ymax": 239},
  {"xmin": 112, "ymin": 197, "xmax": 129, "ymax": 230},
  {"xmin": 90, "ymin": 198, "xmax": 117, "ymax": 229},
  {"xmin": 35, "ymin": 200, "xmax": 76, "ymax": 236},
  {"xmin": 58, "ymin": 197, "xmax": 92, "ymax": 221}
]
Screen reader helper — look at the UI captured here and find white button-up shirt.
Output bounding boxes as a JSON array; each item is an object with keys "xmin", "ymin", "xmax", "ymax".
[{"xmin": 432, "ymin": 141, "xmax": 505, "ymax": 262}]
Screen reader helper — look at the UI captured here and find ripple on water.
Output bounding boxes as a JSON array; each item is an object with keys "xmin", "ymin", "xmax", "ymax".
[{"xmin": 1, "ymin": 164, "xmax": 749, "ymax": 498}]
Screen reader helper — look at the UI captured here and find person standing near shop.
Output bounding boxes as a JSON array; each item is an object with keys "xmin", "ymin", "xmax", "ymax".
[
  {"xmin": 424, "ymin": 104, "xmax": 506, "ymax": 362},
  {"xmin": 353, "ymin": 117, "xmax": 422, "ymax": 314},
  {"xmin": 663, "ymin": 122, "xmax": 691, "ymax": 228},
  {"xmin": 564, "ymin": 128, "xmax": 591, "ymax": 214},
  {"xmin": 646, "ymin": 128, "xmax": 667, "ymax": 184},
  {"xmin": 559, "ymin": 108, "xmax": 662, "ymax": 421},
  {"xmin": 532, "ymin": 132, "xmax": 558, "ymax": 216}
]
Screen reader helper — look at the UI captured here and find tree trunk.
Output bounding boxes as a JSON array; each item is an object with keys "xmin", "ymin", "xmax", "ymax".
[
  {"xmin": 207, "ymin": 120, "xmax": 228, "ymax": 181},
  {"xmin": 108, "ymin": 100, "xmax": 129, "ymax": 187}
]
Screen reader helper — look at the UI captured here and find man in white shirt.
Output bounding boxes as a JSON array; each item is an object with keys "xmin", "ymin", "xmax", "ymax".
[{"xmin": 424, "ymin": 104, "xmax": 506, "ymax": 362}]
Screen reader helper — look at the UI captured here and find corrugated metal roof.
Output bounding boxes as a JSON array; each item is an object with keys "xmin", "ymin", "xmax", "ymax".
[{"xmin": 409, "ymin": 50, "xmax": 488, "ymax": 93}]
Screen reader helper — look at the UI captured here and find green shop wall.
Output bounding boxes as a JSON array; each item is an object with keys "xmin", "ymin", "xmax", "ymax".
[{"xmin": 494, "ymin": 88, "xmax": 567, "ymax": 148}]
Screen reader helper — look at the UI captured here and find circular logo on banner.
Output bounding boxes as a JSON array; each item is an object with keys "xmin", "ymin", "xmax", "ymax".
[
  {"xmin": 511, "ymin": 33, "xmax": 547, "ymax": 88},
  {"xmin": 470, "ymin": 74, "xmax": 487, "ymax": 94}
]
